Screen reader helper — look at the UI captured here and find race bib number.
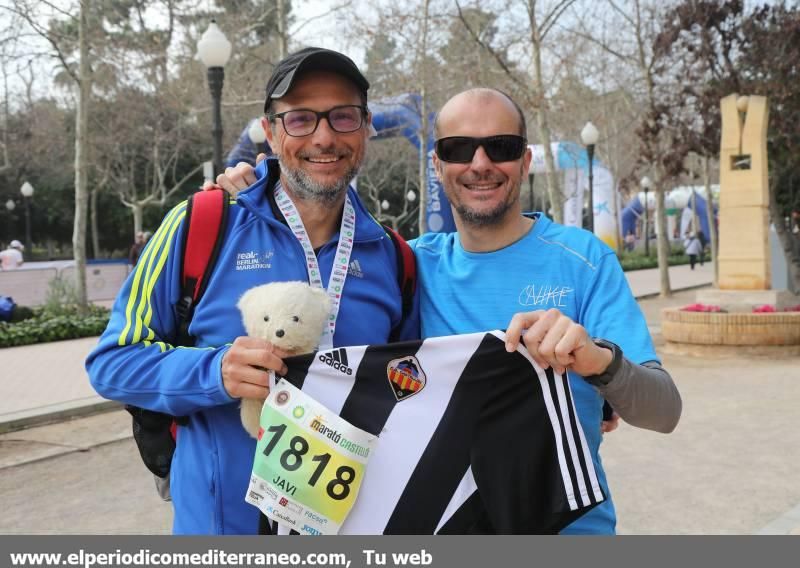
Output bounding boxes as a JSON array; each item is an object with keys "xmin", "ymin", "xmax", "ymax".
[{"xmin": 246, "ymin": 379, "xmax": 376, "ymax": 535}]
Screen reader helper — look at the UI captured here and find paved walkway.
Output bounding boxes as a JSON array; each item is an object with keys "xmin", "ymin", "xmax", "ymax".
[
  {"xmin": 0, "ymin": 337, "xmax": 114, "ymax": 432},
  {"xmin": 624, "ymin": 261, "xmax": 713, "ymax": 297},
  {"xmin": 602, "ymin": 292, "xmax": 800, "ymax": 535}
]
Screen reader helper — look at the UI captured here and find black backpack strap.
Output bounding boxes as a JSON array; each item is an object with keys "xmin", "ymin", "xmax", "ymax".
[{"xmin": 382, "ymin": 224, "xmax": 417, "ymax": 340}]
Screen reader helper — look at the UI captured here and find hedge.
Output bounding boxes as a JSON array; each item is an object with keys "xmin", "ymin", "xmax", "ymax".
[
  {"xmin": 618, "ymin": 247, "xmax": 693, "ymax": 272},
  {"xmin": 0, "ymin": 305, "xmax": 110, "ymax": 348},
  {"xmin": 620, "ymin": 254, "xmax": 691, "ymax": 272}
]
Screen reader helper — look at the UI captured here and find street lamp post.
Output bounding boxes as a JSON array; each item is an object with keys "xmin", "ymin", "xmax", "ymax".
[
  {"xmin": 197, "ymin": 20, "xmax": 232, "ymax": 177},
  {"xmin": 581, "ymin": 121, "xmax": 599, "ymax": 233},
  {"xmin": 641, "ymin": 176, "xmax": 652, "ymax": 256},
  {"xmin": 527, "ymin": 172, "xmax": 535, "ymax": 212},
  {"xmin": 5, "ymin": 199, "xmax": 15, "ymax": 241},
  {"xmin": 20, "ymin": 181, "xmax": 34, "ymax": 253}
]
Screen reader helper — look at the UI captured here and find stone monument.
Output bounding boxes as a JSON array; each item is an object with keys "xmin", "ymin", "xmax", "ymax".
[
  {"xmin": 696, "ymin": 94, "xmax": 795, "ymax": 309},
  {"xmin": 718, "ymin": 94, "xmax": 770, "ymax": 289},
  {"xmin": 662, "ymin": 94, "xmax": 800, "ymax": 355}
]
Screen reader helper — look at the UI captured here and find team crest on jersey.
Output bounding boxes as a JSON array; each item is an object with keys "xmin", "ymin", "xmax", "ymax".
[{"xmin": 386, "ymin": 356, "xmax": 426, "ymax": 401}]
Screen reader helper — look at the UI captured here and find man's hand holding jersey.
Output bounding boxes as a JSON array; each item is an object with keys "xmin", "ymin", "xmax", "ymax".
[
  {"xmin": 505, "ymin": 309, "xmax": 622, "ymax": 434},
  {"xmin": 504, "ymin": 308, "xmax": 613, "ymax": 377},
  {"xmin": 506, "ymin": 308, "xmax": 680, "ymax": 434}
]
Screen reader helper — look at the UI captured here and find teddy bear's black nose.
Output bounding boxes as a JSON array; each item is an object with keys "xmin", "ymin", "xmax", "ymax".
[{"xmin": 275, "ymin": 329, "xmax": 285, "ymax": 338}]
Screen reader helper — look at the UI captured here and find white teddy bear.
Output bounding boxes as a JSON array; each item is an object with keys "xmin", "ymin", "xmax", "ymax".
[{"xmin": 236, "ymin": 281, "xmax": 331, "ymax": 438}]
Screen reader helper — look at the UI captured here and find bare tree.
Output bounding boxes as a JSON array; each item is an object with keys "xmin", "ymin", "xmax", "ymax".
[
  {"xmin": 633, "ymin": 0, "xmax": 673, "ymax": 297},
  {"xmin": 417, "ymin": 0, "xmax": 432, "ymax": 234},
  {"xmin": 0, "ymin": 58, "xmax": 12, "ymax": 176},
  {"xmin": 276, "ymin": 0, "xmax": 288, "ymax": 58},
  {"xmin": 4, "ymin": 0, "xmax": 95, "ymax": 307},
  {"xmin": 569, "ymin": 0, "xmax": 674, "ymax": 296},
  {"xmin": 456, "ymin": 0, "xmax": 577, "ymax": 224},
  {"xmin": 359, "ymin": 139, "xmax": 419, "ymax": 234},
  {"xmin": 0, "ymin": 16, "xmax": 23, "ymax": 176},
  {"xmin": 345, "ymin": 0, "xmax": 451, "ymax": 233},
  {"xmin": 701, "ymin": 155, "xmax": 717, "ymax": 286}
]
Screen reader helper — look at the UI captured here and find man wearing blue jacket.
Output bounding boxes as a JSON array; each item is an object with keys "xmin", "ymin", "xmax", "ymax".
[{"xmin": 86, "ymin": 48, "xmax": 419, "ymax": 534}]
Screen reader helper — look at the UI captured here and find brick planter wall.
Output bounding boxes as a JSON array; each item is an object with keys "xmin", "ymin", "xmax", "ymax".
[{"xmin": 661, "ymin": 308, "xmax": 800, "ymax": 346}]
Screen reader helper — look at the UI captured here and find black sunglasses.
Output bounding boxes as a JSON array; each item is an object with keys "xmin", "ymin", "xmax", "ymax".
[{"xmin": 435, "ymin": 135, "xmax": 527, "ymax": 164}]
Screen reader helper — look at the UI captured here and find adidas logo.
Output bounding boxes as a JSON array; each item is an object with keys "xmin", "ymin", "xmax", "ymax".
[
  {"xmin": 319, "ymin": 348, "xmax": 353, "ymax": 375},
  {"xmin": 348, "ymin": 259, "xmax": 364, "ymax": 278}
]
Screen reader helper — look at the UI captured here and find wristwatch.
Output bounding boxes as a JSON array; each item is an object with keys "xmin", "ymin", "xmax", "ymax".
[{"xmin": 583, "ymin": 338, "xmax": 624, "ymax": 386}]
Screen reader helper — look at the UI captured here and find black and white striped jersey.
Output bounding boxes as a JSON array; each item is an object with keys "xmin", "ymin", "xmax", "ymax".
[{"xmin": 268, "ymin": 330, "xmax": 604, "ymax": 535}]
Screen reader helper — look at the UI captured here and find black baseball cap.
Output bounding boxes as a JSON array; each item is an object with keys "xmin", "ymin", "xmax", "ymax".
[{"xmin": 264, "ymin": 47, "xmax": 370, "ymax": 113}]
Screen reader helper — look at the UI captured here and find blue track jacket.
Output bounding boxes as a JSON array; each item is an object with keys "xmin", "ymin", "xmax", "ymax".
[{"xmin": 86, "ymin": 159, "xmax": 420, "ymax": 534}]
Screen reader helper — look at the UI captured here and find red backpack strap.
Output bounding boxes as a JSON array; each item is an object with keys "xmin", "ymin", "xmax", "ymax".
[
  {"xmin": 382, "ymin": 225, "xmax": 417, "ymax": 322},
  {"xmin": 175, "ymin": 188, "xmax": 229, "ymax": 345}
]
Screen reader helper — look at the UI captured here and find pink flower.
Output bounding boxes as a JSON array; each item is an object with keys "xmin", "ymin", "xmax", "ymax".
[
  {"xmin": 681, "ymin": 303, "xmax": 724, "ymax": 312},
  {"xmin": 752, "ymin": 305, "xmax": 776, "ymax": 313}
]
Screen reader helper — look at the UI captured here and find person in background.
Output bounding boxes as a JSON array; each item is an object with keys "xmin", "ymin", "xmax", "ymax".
[
  {"xmin": 624, "ymin": 231, "xmax": 636, "ymax": 252},
  {"xmin": 0, "ymin": 240, "xmax": 25, "ymax": 270},
  {"xmin": 128, "ymin": 232, "xmax": 146, "ymax": 267},
  {"xmin": 696, "ymin": 228, "xmax": 707, "ymax": 263},
  {"xmin": 683, "ymin": 231, "xmax": 703, "ymax": 270}
]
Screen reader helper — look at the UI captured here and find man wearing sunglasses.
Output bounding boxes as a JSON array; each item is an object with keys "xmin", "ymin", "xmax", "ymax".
[
  {"xmin": 414, "ymin": 88, "xmax": 681, "ymax": 534},
  {"xmin": 216, "ymin": 89, "xmax": 681, "ymax": 535},
  {"xmin": 87, "ymin": 48, "xmax": 419, "ymax": 534}
]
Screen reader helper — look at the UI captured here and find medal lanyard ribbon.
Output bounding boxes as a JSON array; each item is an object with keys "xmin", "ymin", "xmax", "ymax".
[{"xmin": 274, "ymin": 184, "xmax": 355, "ymax": 349}]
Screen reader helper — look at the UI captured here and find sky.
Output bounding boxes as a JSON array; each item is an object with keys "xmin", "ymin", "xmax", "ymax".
[
  {"xmin": 290, "ymin": 0, "xmax": 370, "ymax": 65},
  {"xmin": 0, "ymin": 0, "xmax": 368, "ymax": 105}
]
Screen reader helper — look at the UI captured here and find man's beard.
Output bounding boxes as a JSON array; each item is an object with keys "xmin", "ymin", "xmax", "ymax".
[
  {"xmin": 278, "ymin": 152, "xmax": 361, "ymax": 205},
  {"xmin": 449, "ymin": 175, "xmax": 521, "ymax": 228}
]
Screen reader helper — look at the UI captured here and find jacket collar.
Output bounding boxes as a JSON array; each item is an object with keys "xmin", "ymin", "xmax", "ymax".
[{"xmin": 236, "ymin": 158, "xmax": 386, "ymax": 243}]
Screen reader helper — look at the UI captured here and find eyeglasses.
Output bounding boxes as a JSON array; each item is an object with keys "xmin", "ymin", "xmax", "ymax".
[
  {"xmin": 435, "ymin": 135, "xmax": 527, "ymax": 164},
  {"xmin": 268, "ymin": 105, "xmax": 368, "ymax": 137}
]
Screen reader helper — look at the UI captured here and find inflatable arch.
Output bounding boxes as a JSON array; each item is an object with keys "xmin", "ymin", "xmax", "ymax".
[
  {"xmin": 528, "ymin": 141, "xmax": 618, "ymax": 248},
  {"xmin": 621, "ymin": 186, "xmax": 718, "ymax": 241},
  {"xmin": 225, "ymin": 93, "xmax": 618, "ymax": 247}
]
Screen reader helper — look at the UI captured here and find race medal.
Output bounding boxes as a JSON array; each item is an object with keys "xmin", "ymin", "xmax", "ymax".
[
  {"xmin": 274, "ymin": 184, "xmax": 356, "ymax": 350},
  {"xmin": 246, "ymin": 379, "xmax": 375, "ymax": 535}
]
